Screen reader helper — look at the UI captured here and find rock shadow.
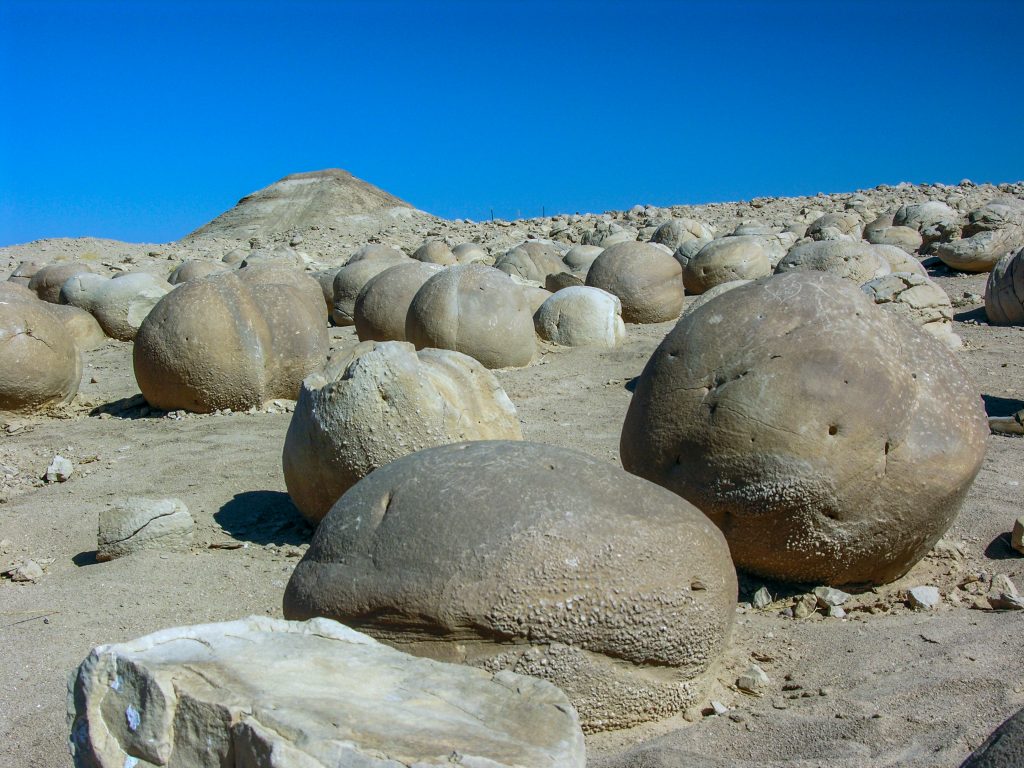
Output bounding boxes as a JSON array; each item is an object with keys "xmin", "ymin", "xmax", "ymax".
[
  {"xmin": 984, "ymin": 532, "xmax": 1020, "ymax": 561},
  {"xmin": 625, "ymin": 376, "xmax": 639, "ymax": 392},
  {"xmin": 953, "ymin": 306, "xmax": 987, "ymax": 324},
  {"xmin": 72, "ymin": 550, "xmax": 98, "ymax": 567},
  {"xmin": 982, "ymin": 394, "xmax": 1024, "ymax": 418},
  {"xmin": 90, "ymin": 394, "xmax": 164, "ymax": 420},
  {"xmin": 214, "ymin": 491, "xmax": 312, "ymax": 546}
]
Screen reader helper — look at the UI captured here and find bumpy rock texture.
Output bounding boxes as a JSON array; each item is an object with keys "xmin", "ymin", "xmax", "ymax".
[
  {"xmin": 585, "ymin": 242, "xmax": 684, "ymax": 323},
  {"xmin": 861, "ymin": 272, "xmax": 961, "ymax": 349},
  {"xmin": 0, "ymin": 292, "xmax": 81, "ymax": 412},
  {"xmin": 775, "ymin": 240, "xmax": 890, "ymax": 284},
  {"xmin": 406, "ymin": 264, "xmax": 536, "ymax": 368},
  {"xmin": 96, "ymin": 498, "xmax": 194, "ymax": 561},
  {"xmin": 284, "ymin": 440, "xmax": 737, "ymax": 732},
  {"xmin": 68, "ymin": 616, "xmax": 585, "ymax": 768},
  {"xmin": 985, "ymin": 247, "xmax": 1024, "ymax": 324},
  {"xmin": 283, "ymin": 341, "xmax": 522, "ymax": 525},
  {"xmin": 133, "ymin": 269, "xmax": 327, "ymax": 413},
  {"xmin": 620, "ymin": 272, "xmax": 987, "ymax": 586}
]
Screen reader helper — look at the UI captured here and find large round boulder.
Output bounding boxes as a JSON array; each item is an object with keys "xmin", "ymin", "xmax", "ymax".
[
  {"xmin": 620, "ymin": 272, "xmax": 987, "ymax": 587},
  {"xmin": 354, "ymin": 261, "xmax": 444, "ymax": 342},
  {"xmin": 985, "ymin": 247, "xmax": 1024, "ymax": 325},
  {"xmin": 563, "ymin": 245, "xmax": 603, "ymax": 273},
  {"xmin": 495, "ymin": 241, "xmax": 565, "ymax": 283},
  {"xmin": 585, "ymin": 242, "xmax": 683, "ymax": 323},
  {"xmin": 650, "ymin": 218, "xmax": 714, "ymax": 251},
  {"xmin": 29, "ymin": 263, "xmax": 94, "ymax": 303},
  {"xmin": 47, "ymin": 304, "xmax": 107, "ymax": 351},
  {"xmin": 894, "ymin": 200, "xmax": 961, "ymax": 247},
  {"xmin": 406, "ymin": 264, "xmax": 536, "ymax": 369},
  {"xmin": 534, "ymin": 286, "xmax": 626, "ymax": 348},
  {"xmin": 6, "ymin": 260, "xmax": 47, "ymax": 287},
  {"xmin": 59, "ymin": 272, "xmax": 172, "ymax": 341},
  {"xmin": 283, "ymin": 341, "xmax": 523, "ymax": 525},
  {"xmin": 683, "ymin": 237, "xmax": 771, "ymax": 294},
  {"xmin": 0, "ymin": 291, "xmax": 81, "ymax": 412},
  {"xmin": 452, "ymin": 242, "xmax": 491, "ymax": 265},
  {"xmin": 775, "ymin": 240, "xmax": 890, "ymax": 284},
  {"xmin": 283, "ymin": 440, "xmax": 737, "ymax": 732},
  {"xmin": 805, "ymin": 212, "xmax": 863, "ymax": 241},
  {"xmin": 346, "ymin": 243, "xmax": 407, "ymax": 265},
  {"xmin": 871, "ymin": 243, "xmax": 928, "ymax": 276},
  {"xmin": 331, "ymin": 253, "xmax": 410, "ymax": 326},
  {"xmin": 133, "ymin": 269, "xmax": 327, "ymax": 413}
]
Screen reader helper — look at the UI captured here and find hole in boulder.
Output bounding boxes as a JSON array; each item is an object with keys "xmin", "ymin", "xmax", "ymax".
[{"xmin": 828, "ymin": 425, "xmax": 839, "ymax": 436}]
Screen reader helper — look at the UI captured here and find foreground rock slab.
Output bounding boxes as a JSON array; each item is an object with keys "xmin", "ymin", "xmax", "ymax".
[{"xmin": 68, "ymin": 616, "xmax": 585, "ymax": 768}]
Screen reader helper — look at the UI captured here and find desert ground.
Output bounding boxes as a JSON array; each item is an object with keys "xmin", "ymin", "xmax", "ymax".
[{"xmin": 1, "ymin": 171, "xmax": 1023, "ymax": 767}]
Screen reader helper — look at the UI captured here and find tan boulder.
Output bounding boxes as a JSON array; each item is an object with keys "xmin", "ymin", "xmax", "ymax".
[
  {"xmin": 620, "ymin": 272, "xmax": 987, "ymax": 586},
  {"xmin": 406, "ymin": 264, "xmax": 536, "ymax": 368},
  {"xmin": 495, "ymin": 241, "xmax": 565, "ymax": 283},
  {"xmin": 59, "ymin": 272, "xmax": 172, "ymax": 341},
  {"xmin": 284, "ymin": 440, "xmax": 737, "ymax": 731},
  {"xmin": 168, "ymin": 259, "xmax": 229, "ymax": 284},
  {"xmin": 585, "ymin": 242, "xmax": 684, "ymax": 323},
  {"xmin": 133, "ymin": 269, "xmax": 327, "ymax": 413},
  {"xmin": 775, "ymin": 240, "xmax": 890, "ymax": 284},
  {"xmin": 413, "ymin": 240, "xmax": 457, "ymax": 265},
  {"xmin": 283, "ymin": 341, "xmax": 522, "ymax": 524},
  {"xmin": 683, "ymin": 236, "xmax": 771, "ymax": 294},
  {"xmin": 331, "ymin": 253, "xmax": 410, "ymax": 326},
  {"xmin": 354, "ymin": 261, "xmax": 444, "ymax": 342},
  {"xmin": 534, "ymin": 286, "xmax": 626, "ymax": 347},
  {"xmin": 861, "ymin": 272, "xmax": 961, "ymax": 349},
  {"xmin": 28, "ymin": 263, "xmax": 93, "ymax": 303},
  {"xmin": 985, "ymin": 247, "xmax": 1024, "ymax": 325}
]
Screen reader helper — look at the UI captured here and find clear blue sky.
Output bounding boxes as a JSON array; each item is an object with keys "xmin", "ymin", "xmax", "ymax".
[{"xmin": 2, "ymin": 0, "xmax": 1022, "ymax": 245}]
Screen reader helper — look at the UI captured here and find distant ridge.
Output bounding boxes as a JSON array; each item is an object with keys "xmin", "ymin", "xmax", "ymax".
[{"xmin": 182, "ymin": 169, "xmax": 421, "ymax": 241}]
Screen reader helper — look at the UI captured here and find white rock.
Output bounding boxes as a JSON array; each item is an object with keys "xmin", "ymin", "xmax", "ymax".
[
  {"xmin": 68, "ymin": 616, "xmax": 585, "ymax": 768},
  {"xmin": 908, "ymin": 585, "xmax": 941, "ymax": 610},
  {"xmin": 813, "ymin": 586, "xmax": 852, "ymax": 608},
  {"xmin": 737, "ymin": 664, "xmax": 770, "ymax": 695},
  {"xmin": 44, "ymin": 455, "xmax": 73, "ymax": 483},
  {"xmin": 8, "ymin": 559, "xmax": 43, "ymax": 582},
  {"xmin": 96, "ymin": 497, "xmax": 194, "ymax": 561},
  {"xmin": 752, "ymin": 586, "xmax": 773, "ymax": 609},
  {"xmin": 1012, "ymin": 517, "xmax": 1024, "ymax": 555}
]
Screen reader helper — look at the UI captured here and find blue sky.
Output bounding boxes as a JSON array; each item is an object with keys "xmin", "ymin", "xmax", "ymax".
[{"xmin": 1, "ymin": 0, "xmax": 1022, "ymax": 245}]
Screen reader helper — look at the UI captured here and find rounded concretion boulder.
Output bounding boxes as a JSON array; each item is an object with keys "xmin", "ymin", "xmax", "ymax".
[
  {"xmin": 413, "ymin": 241, "xmax": 457, "ymax": 266},
  {"xmin": 775, "ymin": 240, "xmax": 890, "ymax": 284},
  {"xmin": 168, "ymin": 259, "xmax": 229, "ymax": 285},
  {"xmin": 283, "ymin": 440, "xmax": 737, "ymax": 732},
  {"xmin": 59, "ymin": 272, "xmax": 172, "ymax": 341},
  {"xmin": 133, "ymin": 270, "xmax": 328, "ymax": 413},
  {"xmin": 452, "ymin": 242, "xmax": 491, "ymax": 264},
  {"xmin": 585, "ymin": 242, "xmax": 684, "ymax": 323},
  {"xmin": 47, "ymin": 304, "xmax": 106, "ymax": 351},
  {"xmin": 495, "ymin": 242, "xmax": 565, "ymax": 283},
  {"xmin": 864, "ymin": 213, "xmax": 924, "ymax": 252},
  {"xmin": 406, "ymin": 264, "xmax": 536, "ymax": 369},
  {"xmin": 29, "ymin": 263, "xmax": 94, "ymax": 303},
  {"xmin": 934, "ymin": 224, "xmax": 1024, "ymax": 273},
  {"xmin": 871, "ymin": 244, "xmax": 927, "ymax": 276},
  {"xmin": 354, "ymin": 261, "xmax": 443, "ymax": 342},
  {"xmin": 683, "ymin": 237, "xmax": 771, "ymax": 294},
  {"xmin": 282, "ymin": 342, "xmax": 523, "ymax": 525},
  {"xmin": 650, "ymin": 218, "xmax": 714, "ymax": 251},
  {"xmin": 7, "ymin": 260, "xmax": 47, "ymax": 287},
  {"xmin": 0, "ymin": 293, "xmax": 81, "ymax": 412},
  {"xmin": 534, "ymin": 286, "xmax": 626, "ymax": 348},
  {"xmin": 620, "ymin": 272, "xmax": 988, "ymax": 587},
  {"xmin": 985, "ymin": 247, "xmax": 1024, "ymax": 325},
  {"xmin": 331, "ymin": 254, "xmax": 410, "ymax": 326},
  {"xmin": 346, "ymin": 243, "xmax": 407, "ymax": 265},
  {"xmin": 563, "ymin": 245, "xmax": 603, "ymax": 273},
  {"xmin": 805, "ymin": 212, "xmax": 863, "ymax": 241}
]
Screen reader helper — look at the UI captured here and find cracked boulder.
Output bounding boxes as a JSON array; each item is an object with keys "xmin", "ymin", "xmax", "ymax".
[
  {"xmin": 283, "ymin": 341, "xmax": 522, "ymax": 525},
  {"xmin": 68, "ymin": 616, "xmax": 585, "ymax": 768},
  {"xmin": 861, "ymin": 272, "xmax": 961, "ymax": 349},
  {"xmin": 0, "ymin": 290, "xmax": 81, "ymax": 412},
  {"xmin": 620, "ymin": 272, "xmax": 987, "ymax": 586},
  {"xmin": 284, "ymin": 440, "xmax": 737, "ymax": 732},
  {"xmin": 96, "ymin": 498, "xmax": 194, "ymax": 561}
]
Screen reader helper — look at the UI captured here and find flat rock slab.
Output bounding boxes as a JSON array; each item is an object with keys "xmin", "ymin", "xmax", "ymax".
[
  {"xmin": 96, "ymin": 498, "xmax": 193, "ymax": 561},
  {"xmin": 68, "ymin": 616, "xmax": 585, "ymax": 768}
]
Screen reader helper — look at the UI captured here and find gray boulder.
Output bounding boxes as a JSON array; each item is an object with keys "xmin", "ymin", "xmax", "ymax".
[
  {"xmin": 96, "ymin": 498, "xmax": 194, "ymax": 561},
  {"xmin": 985, "ymin": 247, "xmax": 1024, "ymax": 325},
  {"xmin": 59, "ymin": 272, "xmax": 172, "ymax": 341},
  {"xmin": 776, "ymin": 240, "xmax": 890, "ymax": 284},
  {"xmin": 284, "ymin": 440, "xmax": 737, "ymax": 732}
]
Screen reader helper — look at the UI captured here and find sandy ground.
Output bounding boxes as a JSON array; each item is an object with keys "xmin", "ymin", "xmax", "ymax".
[{"xmin": 1, "ymin": 262, "xmax": 1022, "ymax": 767}]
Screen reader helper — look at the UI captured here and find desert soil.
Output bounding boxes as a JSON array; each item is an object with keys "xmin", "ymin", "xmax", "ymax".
[{"xmin": 2, "ymin": 188, "xmax": 1023, "ymax": 767}]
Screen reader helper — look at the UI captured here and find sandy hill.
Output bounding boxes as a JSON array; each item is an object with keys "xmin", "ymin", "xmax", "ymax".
[{"xmin": 182, "ymin": 168, "xmax": 432, "ymax": 242}]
